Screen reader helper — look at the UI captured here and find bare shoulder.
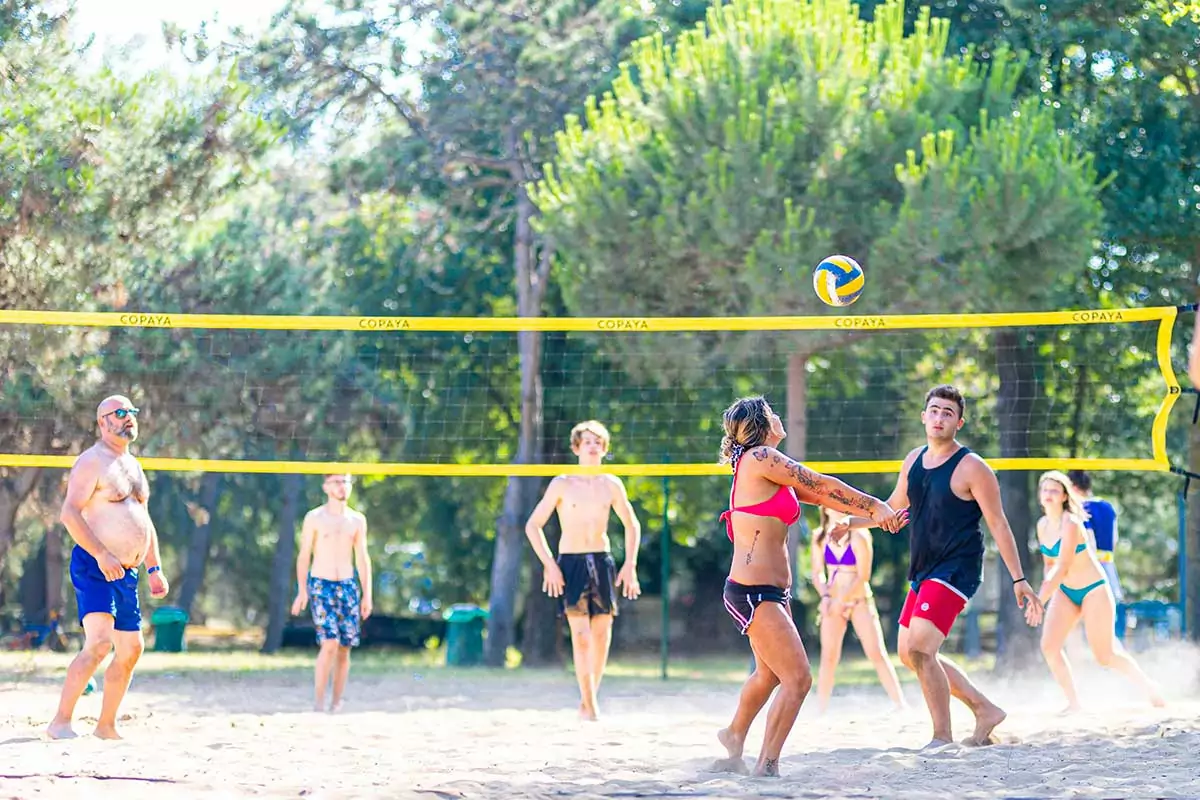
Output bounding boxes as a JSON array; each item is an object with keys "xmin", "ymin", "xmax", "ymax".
[
  {"xmin": 350, "ymin": 508, "xmax": 368, "ymax": 528},
  {"xmin": 746, "ymin": 445, "xmax": 783, "ymax": 465},
  {"xmin": 850, "ymin": 529, "xmax": 873, "ymax": 550},
  {"xmin": 603, "ymin": 474, "xmax": 628, "ymax": 493},
  {"xmin": 68, "ymin": 446, "xmax": 107, "ymax": 481},
  {"xmin": 960, "ymin": 452, "xmax": 997, "ymax": 484},
  {"xmin": 900, "ymin": 446, "xmax": 924, "ymax": 469},
  {"xmin": 70, "ymin": 445, "xmax": 103, "ymax": 470},
  {"xmin": 741, "ymin": 445, "xmax": 795, "ymax": 476}
]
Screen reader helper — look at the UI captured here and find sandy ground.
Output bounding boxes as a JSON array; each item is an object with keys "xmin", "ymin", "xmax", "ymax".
[{"xmin": 1, "ymin": 647, "xmax": 1197, "ymax": 800}]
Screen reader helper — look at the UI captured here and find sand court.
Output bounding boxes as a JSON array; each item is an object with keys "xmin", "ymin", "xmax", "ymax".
[{"xmin": 1, "ymin": 650, "xmax": 1197, "ymax": 799}]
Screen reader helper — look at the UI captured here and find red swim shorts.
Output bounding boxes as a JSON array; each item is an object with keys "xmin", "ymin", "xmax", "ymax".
[{"xmin": 898, "ymin": 579, "xmax": 968, "ymax": 636}]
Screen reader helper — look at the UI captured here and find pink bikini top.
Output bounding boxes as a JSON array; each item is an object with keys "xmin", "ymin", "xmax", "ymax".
[{"xmin": 719, "ymin": 458, "xmax": 802, "ymax": 541}]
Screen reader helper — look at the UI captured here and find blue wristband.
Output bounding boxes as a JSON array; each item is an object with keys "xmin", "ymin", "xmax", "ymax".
[{"xmin": 148, "ymin": 566, "xmax": 161, "ymax": 575}]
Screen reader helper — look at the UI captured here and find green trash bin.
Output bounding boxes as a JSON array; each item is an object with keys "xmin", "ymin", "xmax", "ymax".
[
  {"xmin": 443, "ymin": 604, "xmax": 488, "ymax": 667},
  {"xmin": 150, "ymin": 606, "xmax": 190, "ymax": 653}
]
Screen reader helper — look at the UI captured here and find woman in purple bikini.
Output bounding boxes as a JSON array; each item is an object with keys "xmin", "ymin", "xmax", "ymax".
[{"xmin": 811, "ymin": 507, "xmax": 907, "ymax": 714}]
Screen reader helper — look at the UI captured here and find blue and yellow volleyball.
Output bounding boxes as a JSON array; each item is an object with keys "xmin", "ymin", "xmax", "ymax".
[{"xmin": 812, "ymin": 255, "xmax": 865, "ymax": 307}]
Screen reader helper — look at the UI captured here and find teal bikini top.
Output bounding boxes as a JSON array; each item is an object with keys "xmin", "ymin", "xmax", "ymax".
[{"xmin": 1039, "ymin": 539, "xmax": 1088, "ymax": 558}]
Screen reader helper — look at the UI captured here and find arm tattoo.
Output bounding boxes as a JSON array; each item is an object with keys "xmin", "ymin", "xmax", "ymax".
[
  {"xmin": 751, "ymin": 447, "xmax": 770, "ymax": 462},
  {"xmin": 785, "ymin": 460, "xmax": 821, "ymax": 491},
  {"xmin": 828, "ymin": 488, "xmax": 874, "ymax": 512},
  {"xmin": 745, "ymin": 530, "xmax": 760, "ymax": 565}
]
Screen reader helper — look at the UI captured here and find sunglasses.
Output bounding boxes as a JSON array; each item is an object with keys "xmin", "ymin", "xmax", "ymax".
[{"xmin": 102, "ymin": 407, "xmax": 140, "ymax": 420}]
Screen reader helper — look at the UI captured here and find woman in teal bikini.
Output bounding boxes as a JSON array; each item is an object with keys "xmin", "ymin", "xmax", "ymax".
[{"xmin": 1035, "ymin": 471, "xmax": 1163, "ymax": 711}]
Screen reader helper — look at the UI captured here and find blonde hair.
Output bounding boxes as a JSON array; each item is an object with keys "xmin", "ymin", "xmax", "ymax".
[
  {"xmin": 570, "ymin": 420, "xmax": 610, "ymax": 450},
  {"xmin": 719, "ymin": 395, "xmax": 774, "ymax": 468},
  {"xmin": 1038, "ymin": 470, "xmax": 1090, "ymax": 521}
]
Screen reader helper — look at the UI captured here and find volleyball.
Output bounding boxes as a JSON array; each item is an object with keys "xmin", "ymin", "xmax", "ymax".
[{"xmin": 812, "ymin": 255, "xmax": 865, "ymax": 307}]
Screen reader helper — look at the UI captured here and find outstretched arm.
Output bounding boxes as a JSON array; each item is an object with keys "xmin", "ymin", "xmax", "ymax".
[
  {"xmin": 831, "ymin": 450, "xmax": 917, "ymax": 535},
  {"xmin": 752, "ymin": 447, "xmax": 895, "ymax": 524}
]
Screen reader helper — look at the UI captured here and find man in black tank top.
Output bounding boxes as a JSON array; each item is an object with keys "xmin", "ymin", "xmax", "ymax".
[{"xmin": 835, "ymin": 385, "xmax": 1043, "ymax": 748}]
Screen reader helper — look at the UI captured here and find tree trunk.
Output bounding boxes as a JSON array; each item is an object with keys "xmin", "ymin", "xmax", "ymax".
[
  {"xmin": 177, "ymin": 473, "xmax": 224, "ymax": 619},
  {"xmin": 46, "ymin": 525, "xmax": 64, "ymax": 619},
  {"xmin": 19, "ymin": 537, "xmax": 48, "ymax": 623},
  {"xmin": 262, "ymin": 472, "xmax": 304, "ymax": 654},
  {"xmin": 992, "ymin": 329, "xmax": 1038, "ymax": 670},
  {"xmin": 785, "ymin": 351, "xmax": 814, "ymax": 639},
  {"xmin": 520, "ymin": 501, "xmax": 561, "ymax": 666},
  {"xmin": 485, "ymin": 180, "xmax": 548, "ymax": 668},
  {"xmin": 0, "ymin": 467, "xmax": 42, "ymax": 571}
]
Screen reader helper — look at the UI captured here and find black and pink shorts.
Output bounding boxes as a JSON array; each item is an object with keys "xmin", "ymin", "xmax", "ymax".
[{"xmin": 722, "ymin": 579, "xmax": 790, "ymax": 636}]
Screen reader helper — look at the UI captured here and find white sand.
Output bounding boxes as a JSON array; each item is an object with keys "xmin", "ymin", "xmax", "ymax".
[{"xmin": 1, "ymin": 648, "xmax": 1197, "ymax": 799}]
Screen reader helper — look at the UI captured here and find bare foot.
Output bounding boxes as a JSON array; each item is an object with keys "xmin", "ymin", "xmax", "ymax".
[
  {"xmin": 1058, "ymin": 703, "xmax": 1082, "ymax": 716},
  {"xmin": 45, "ymin": 720, "xmax": 78, "ymax": 740},
  {"xmin": 577, "ymin": 702, "xmax": 598, "ymax": 722},
  {"xmin": 710, "ymin": 757, "xmax": 749, "ymax": 775},
  {"xmin": 717, "ymin": 727, "xmax": 745, "ymax": 760},
  {"xmin": 330, "ymin": 700, "xmax": 344, "ymax": 714},
  {"xmin": 93, "ymin": 725, "xmax": 123, "ymax": 740},
  {"xmin": 1150, "ymin": 693, "xmax": 1166, "ymax": 708},
  {"xmin": 922, "ymin": 738, "xmax": 955, "ymax": 750},
  {"xmin": 753, "ymin": 757, "xmax": 780, "ymax": 777},
  {"xmin": 962, "ymin": 700, "xmax": 1006, "ymax": 747}
]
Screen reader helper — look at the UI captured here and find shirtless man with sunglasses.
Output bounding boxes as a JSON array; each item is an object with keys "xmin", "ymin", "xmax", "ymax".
[{"xmin": 47, "ymin": 395, "xmax": 168, "ymax": 740}]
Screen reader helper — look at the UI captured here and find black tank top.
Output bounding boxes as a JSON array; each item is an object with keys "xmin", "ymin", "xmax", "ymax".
[{"xmin": 906, "ymin": 445, "xmax": 984, "ymax": 586}]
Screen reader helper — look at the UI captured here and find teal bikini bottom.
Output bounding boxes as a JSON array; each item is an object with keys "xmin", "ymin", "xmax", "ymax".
[{"xmin": 1059, "ymin": 579, "xmax": 1107, "ymax": 607}]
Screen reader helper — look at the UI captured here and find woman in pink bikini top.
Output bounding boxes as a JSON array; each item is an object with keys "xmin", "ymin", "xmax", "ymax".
[{"xmin": 713, "ymin": 394, "xmax": 901, "ymax": 778}]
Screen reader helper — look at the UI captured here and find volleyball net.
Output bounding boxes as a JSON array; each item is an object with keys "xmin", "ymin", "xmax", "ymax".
[{"xmin": 0, "ymin": 305, "xmax": 1185, "ymax": 476}]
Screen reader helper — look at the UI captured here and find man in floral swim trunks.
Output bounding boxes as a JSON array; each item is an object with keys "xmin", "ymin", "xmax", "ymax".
[{"xmin": 291, "ymin": 474, "xmax": 373, "ymax": 712}]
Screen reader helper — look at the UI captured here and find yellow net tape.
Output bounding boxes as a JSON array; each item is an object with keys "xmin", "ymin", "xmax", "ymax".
[{"xmin": 0, "ymin": 305, "xmax": 1181, "ymax": 476}]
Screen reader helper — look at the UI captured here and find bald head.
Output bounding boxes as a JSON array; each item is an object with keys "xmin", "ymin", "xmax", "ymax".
[
  {"xmin": 95, "ymin": 394, "xmax": 140, "ymax": 445},
  {"xmin": 97, "ymin": 395, "xmax": 135, "ymax": 422}
]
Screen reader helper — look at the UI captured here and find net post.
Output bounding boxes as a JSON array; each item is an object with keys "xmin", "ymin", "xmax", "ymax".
[
  {"xmin": 660, "ymin": 462, "xmax": 671, "ymax": 681},
  {"xmin": 1179, "ymin": 481, "xmax": 1189, "ymax": 638}
]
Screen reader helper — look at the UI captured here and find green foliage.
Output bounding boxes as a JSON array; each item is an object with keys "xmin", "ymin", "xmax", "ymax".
[{"xmin": 534, "ymin": 0, "xmax": 1100, "ymax": 322}]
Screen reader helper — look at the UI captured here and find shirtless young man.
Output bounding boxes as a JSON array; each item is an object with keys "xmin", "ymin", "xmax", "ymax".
[
  {"xmin": 47, "ymin": 395, "xmax": 168, "ymax": 740},
  {"xmin": 291, "ymin": 474, "xmax": 372, "ymax": 712},
  {"xmin": 525, "ymin": 420, "xmax": 641, "ymax": 721},
  {"xmin": 839, "ymin": 385, "xmax": 1044, "ymax": 747}
]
